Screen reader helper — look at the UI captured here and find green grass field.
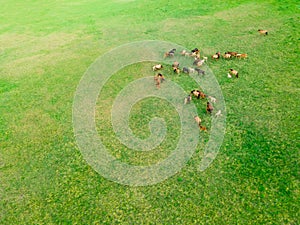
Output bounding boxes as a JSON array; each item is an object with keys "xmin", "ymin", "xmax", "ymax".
[{"xmin": 1, "ymin": 0, "xmax": 299, "ymax": 224}]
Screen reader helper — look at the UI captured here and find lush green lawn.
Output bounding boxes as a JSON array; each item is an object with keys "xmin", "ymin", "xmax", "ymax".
[{"xmin": 0, "ymin": 0, "xmax": 299, "ymax": 224}]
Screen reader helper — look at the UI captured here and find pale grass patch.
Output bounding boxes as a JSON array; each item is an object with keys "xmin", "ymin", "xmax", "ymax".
[
  {"xmin": 213, "ymin": 3, "xmax": 263, "ymax": 20},
  {"xmin": 113, "ymin": 0, "xmax": 135, "ymax": 2},
  {"xmin": 10, "ymin": 109, "xmax": 61, "ymax": 143},
  {"xmin": 0, "ymin": 32, "xmax": 78, "ymax": 55},
  {"xmin": 159, "ymin": 3, "xmax": 274, "ymax": 37},
  {"xmin": 0, "ymin": 32, "xmax": 82, "ymax": 77},
  {"xmin": 2, "ymin": 52, "xmax": 66, "ymax": 77}
]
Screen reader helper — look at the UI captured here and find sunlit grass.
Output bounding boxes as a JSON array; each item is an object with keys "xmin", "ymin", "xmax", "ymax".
[{"xmin": 0, "ymin": 0, "xmax": 299, "ymax": 224}]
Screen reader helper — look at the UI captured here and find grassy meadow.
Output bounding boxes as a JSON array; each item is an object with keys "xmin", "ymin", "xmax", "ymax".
[{"xmin": 0, "ymin": 0, "xmax": 299, "ymax": 224}]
